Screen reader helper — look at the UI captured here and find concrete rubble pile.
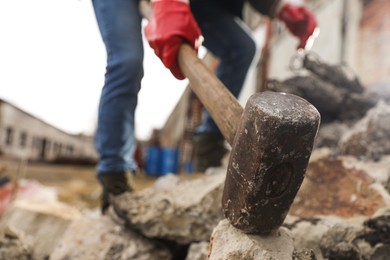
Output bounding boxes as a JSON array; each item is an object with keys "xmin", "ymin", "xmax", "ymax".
[{"xmin": 1, "ymin": 59, "xmax": 390, "ymax": 259}]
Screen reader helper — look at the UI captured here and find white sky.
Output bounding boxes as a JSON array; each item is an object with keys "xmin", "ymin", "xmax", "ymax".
[{"xmin": 0, "ymin": 0, "xmax": 189, "ymax": 140}]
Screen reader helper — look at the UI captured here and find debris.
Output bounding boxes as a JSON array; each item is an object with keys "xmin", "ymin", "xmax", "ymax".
[
  {"xmin": 50, "ymin": 215, "xmax": 171, "ymax": 260},
  {"xmin": 0, "ymin": 198, "xmax": 80, "ymax": 259}
]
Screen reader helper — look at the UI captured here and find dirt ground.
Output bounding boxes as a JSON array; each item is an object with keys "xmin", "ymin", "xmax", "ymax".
[{"xmin": 0, "ymin": 157, "xmax": 203, "ymax": 210}]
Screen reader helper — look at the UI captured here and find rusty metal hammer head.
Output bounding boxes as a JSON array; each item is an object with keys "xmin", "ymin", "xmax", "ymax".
[{"xmin": 222, "ymin": 91, "xmax": 320, "ymax": 235}]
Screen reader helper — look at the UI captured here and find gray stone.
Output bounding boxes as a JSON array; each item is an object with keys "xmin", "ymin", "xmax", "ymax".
[
  {"xmin": 0, "ymin": 231, "xmax": 32, "ymax": 260},
  {"xmin": 154, "ymin": 173, "xmax": 181, "ymax": 190},
  {"xmin": 50, "ymin": 214, "xmax": 171, "ymax": 260},
  {"xmin": 267, "ymin": 74, "xmax": 378, "ymax": 123},
  {"xmin": 288, "ymin": 217, "xmax": 344, "ymax": 260},
  {"xmin": 112, "ymin": 171, "xmax": 225, "ymax": 244},
  {"xmin": 209, "ymin": 219, "xmax": 294, "ymax": 260},
  {"xmin": 361, "ymin": 214, "xmax": 390, "ymax": 246},
  {"xmin": 0, "ymin": 199, "xmax": 81, "ymax": 259},
  {"xmin": 185, "ymin": 241, "xmax": 210, "ymax": 260},
  {"xmin": 371, "ymin": 244, "xmax": 390, "ymax": 260},
  {"xmin": 267, "ymin": 76, "xmax": 345, "ymax": 122},
  {"xmin": 293, "ymin": 249, "xmax": 317, "ymax": 260},
  {"xmin": 367, "ymin": 81, "xmax": 390, "ymax": 105},
  {"xmin": 302, "ymin": 55, "xmax": 364, "ymax": 94},
  {"xmin": 319, "ymin": 223, "xmax": 363, "ymax": 260},
  {"xmin": 339, "ymin": 101, "xmax": 390, "ymax": 160}
]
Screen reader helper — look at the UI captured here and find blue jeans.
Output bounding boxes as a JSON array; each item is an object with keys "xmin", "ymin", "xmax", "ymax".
[
  {"xmin": 92, "ymin": 0, "xmax": 255, "ymax": 176},
  {"xmin": 93, "ymin": 0, "xmax": 143, "ymax": 176},
  {"xmin": 191, "ymin": 0, "xmax": 256, "ymax": 138}
]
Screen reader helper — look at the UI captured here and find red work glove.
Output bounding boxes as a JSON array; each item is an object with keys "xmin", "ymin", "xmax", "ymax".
[
  {"xmin": 277, "ymin": 3, "xmax": 317, "ymax": 49},
  {"xmin": 145, "ymin": 0, "xmax": 202, "ymax": 80}
]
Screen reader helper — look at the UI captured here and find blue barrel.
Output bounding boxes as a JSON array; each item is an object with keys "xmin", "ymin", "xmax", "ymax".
[
  {"xmin": 145, "ymin": 146, "xmax": 161, "ymax": 176},
  {"xmin": 160, "ymin": 148, "xmax": 179, "ymax": 175},
  {"xmin": 183, "ymin": 161, "xmax": 193, "ymax": 174}
]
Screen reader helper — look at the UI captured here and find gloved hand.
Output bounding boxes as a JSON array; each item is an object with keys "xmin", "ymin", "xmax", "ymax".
[
  {"xmin": 277, "ymin": 3, "xmax": 317, "ymax": 49},
  {"xmin": 145, "ymin": 0, "xmax": 202, "ymax": 80}
]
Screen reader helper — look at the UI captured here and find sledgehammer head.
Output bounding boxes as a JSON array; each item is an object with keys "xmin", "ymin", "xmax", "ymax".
[{"xmin": 222, "ymin": 91, "xmax": 320, "ymax": 235}]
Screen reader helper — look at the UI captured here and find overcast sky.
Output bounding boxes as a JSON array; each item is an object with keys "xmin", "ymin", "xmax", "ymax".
[{"xmin": 0, "ymin": 0, "xmax": 188, "ymax": 140}]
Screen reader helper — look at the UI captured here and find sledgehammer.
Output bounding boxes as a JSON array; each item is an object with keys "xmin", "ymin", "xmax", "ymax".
[{"xmin": 140, "ymin": 1, "xmax": 320, "ymax": 235}]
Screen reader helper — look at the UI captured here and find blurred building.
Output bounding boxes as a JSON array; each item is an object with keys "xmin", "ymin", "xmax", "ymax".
[
  {"xmin": 0, "ymin": 98, "xmax": 97, "ymax": 163},
  {"xmin": 358, "ymin": 0, "xmax": 390, "ymax": 86}
]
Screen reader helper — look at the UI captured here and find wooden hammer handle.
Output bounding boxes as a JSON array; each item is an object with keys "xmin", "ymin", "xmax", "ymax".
[{"xmin": 140, "ymin": 0, "xmax": 243, "ymax": 145}]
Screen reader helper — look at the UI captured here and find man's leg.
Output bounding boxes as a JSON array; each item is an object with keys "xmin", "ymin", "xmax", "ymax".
[
  {"xmin": 190, "ymin": 1, "xmax": 257, "ymax": 172},
  {"xmin": 92, "ymin": 0, "xmax": 144, "ymax": 212}
]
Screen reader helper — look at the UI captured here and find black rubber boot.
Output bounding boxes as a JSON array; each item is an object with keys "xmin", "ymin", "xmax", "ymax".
[
  {"xmin": 193, "ymin": 133, "xmax": 228, "ymax": 173},
  {"xmin": 99, "ymin": 172, "xmax": 133, "ymax": 214}
]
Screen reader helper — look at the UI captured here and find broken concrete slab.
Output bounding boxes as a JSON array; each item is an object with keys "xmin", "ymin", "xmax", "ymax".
[
  {"xmin": 0, "ymin": 198, "xmax": 81, "ymax": 259},
  {"xmin": 208, "ymin": 219, "xmax": 294, "ymax": 259},
  {"xmin": 112, "ymin": 170, "xmax": 225, "ymax": 244},
  {"xmin": 290, "ymin": 157, "xmax": 386, "ymax": 218},
  {"xmin": 50, "ymin": 214, "xmax": 171, "ymax": 260}
]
